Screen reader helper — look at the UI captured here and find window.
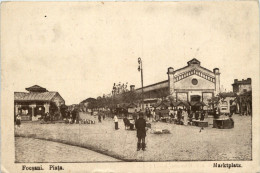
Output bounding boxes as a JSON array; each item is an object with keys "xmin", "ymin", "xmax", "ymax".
[{"xmin": 192, "ymin": 78, "xmax": 198, "ymax": 85}]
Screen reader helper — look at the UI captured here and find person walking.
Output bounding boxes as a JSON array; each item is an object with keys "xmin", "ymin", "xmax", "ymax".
[
  {"xmin": 114, "ymin": 114, "xmax": 119, "ymax": 130},
  {"xmin": 135, "ymin": 112, "xmax": 146, "ymax": 151}
]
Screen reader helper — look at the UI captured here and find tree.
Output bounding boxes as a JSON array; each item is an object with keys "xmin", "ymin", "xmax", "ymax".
[
  {"xmin": 207, "ymin": 97, "xmax": 219, "ymax": 111},
  {"xmin": 88, "ymin": 99, "xmax": 97, "ymax": 111},
  {"xmin": 121, "ymin": 90, "xmax": 140, "ymax": 103}
]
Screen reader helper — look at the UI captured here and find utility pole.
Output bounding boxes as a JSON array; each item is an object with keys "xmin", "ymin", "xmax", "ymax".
[{"xmin": 138, "ymin": 57, "xmax": 144, "ymax": 111}]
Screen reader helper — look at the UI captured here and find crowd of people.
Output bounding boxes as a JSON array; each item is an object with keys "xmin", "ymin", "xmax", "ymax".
[{"xmin": 137, "ymin": 107, "xmax": 208, "ymax": 126}]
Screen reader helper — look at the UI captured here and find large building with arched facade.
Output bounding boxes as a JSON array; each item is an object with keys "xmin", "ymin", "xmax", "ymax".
[{"xmin": 132, "ymin": 58, "xmax": 220, "ymax": 110}]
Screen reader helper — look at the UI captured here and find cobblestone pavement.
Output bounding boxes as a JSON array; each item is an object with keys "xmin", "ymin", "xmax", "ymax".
[
  {"xmin": 15, "ymin": 137, "xmax": 120, "ymax": 163},
  {"xmin": 15, "ymin": 114, "xmax": 252, "ymax": 162}
]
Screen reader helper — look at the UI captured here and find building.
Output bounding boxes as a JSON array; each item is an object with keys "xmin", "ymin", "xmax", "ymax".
[
  {"xmin": 232, "ymin": 78, "xmax": 252, "ymax": 94},
  {"xmin": 132, "ymin": 58, "xmax": 221, "ymax": 111},
  {"xmin": 14, "ymin": 85, "xmax": 65, "ymax": 121},
  {"xmin": 232, "ymin": 78, "xmax": 252, "ymax": 115}
]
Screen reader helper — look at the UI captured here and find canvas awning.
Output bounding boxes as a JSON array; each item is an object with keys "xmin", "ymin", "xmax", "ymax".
[
  {"xmin": 153, "ymin": 101, "xmax": 171, "ymax": 108},
  {"xmin": 127, "ymin": 102, "xmax": 138, "ymax": 108},
  {"xmin": 176, "ymin": 101, "xmax": 190, "ymax": 108},
  {"xmin": 170, "ymin": 102, "xmax": 178, "ymax": 107}
]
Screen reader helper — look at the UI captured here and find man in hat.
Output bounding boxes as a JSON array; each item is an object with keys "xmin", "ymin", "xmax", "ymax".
[{"xmin": 135, "ymin": 112, "xmax": 146, "ymax": 151}]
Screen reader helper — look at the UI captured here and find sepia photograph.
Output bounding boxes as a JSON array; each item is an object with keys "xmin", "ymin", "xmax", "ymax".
[{"xmin": 1, "ymin": 1, "xmax": 259, "ymax": 172}]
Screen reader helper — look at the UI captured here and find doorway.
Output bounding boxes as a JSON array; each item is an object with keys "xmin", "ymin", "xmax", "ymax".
[
  {"xmin": 190, "ymin": 95, "xmax": 201, "ymax": 102},
  {"xmin": 190, "ymin": 95, "xmax": 201, "ymax": 112}
]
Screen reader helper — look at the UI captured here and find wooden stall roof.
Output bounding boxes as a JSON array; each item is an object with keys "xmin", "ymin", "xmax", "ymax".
[{"xmin": 14, "ymin": 91, "xmax": 62, "ymax": 102}]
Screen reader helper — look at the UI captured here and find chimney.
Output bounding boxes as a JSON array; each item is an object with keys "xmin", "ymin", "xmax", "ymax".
[
  {"xmin": 234, "ymin": 79, "xmax": 238, "ymax": 83},
  {"xmin": 213, "ymin": 68, "xmax": 219, "ymax": 74},
  {"xmin": 130, "ymin": 85, "xmax": 135, "ymax": 91},
  {"xmin": 167, "ymin": 67, "xmax": 175, "ymax": 98},
  {"xmin": 213, "ymin": 68, "xmax": 220, "ymax": 95},
  {"xmin": 167, "ymin": 67, "xmax": 174, "ymax": 74}
]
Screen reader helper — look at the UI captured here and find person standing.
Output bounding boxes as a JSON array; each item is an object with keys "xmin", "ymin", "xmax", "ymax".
[
  {"xmin": 16, "ymin": 113, "xmax": 21, "ymax": 128},
  {"xmin": 200, "ymin": 110, "xmax": 205, "ymax": 121},
  {"xmin": 187, "ymin": 108, "xmax": 191, "ymax": 117},
  {"xmin": 177, "ymin": 108, "xmax": 182, "ymax": 124},
  {"xmin": 147, "ymin": 108, "xmax": 151, "ymax": 121},
  {"xmin": 195, "ymin": 111, "xmax": 199, "ymax": 120},
  {"xmin": 45, "ymin": 112, "xmax": 50, "ymax": 122},
  {"xmin": 183, "ymin": 109, "xmax": 188, "ymax": 125},
  {"xmin": 155, "ymin": 110, "xmax": 160, "ymax": 122},
  {"xmin": 114, "ymin": 114, "xmax": 119, "ymax": 130},
  {"xmin": 98, "ymin": 113, "xmax": 102, "ymax": 123},
  {"xmin": 152, "ymin": 109, "xmax": 156, "ymax": 122},
  {"xmin": 145, "ymin": 107, "xmax": 149, "ymax": 120},
  {"xmin": 72, "ymin": 109, "xmax": 77, "ymax": 123},
  {"xmin": 133, "ymin": 109, "xmax": 137, "ymax": 121},
  {"xmin": 103, "ymin": 112, "xmax": 105, "ymax": 120},
  {"xmin": 135, "ymin": 113, "xmax": 146, "ymax": 151}
]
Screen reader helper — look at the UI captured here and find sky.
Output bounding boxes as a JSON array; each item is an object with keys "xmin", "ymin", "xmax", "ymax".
[{"xmin": 1, "ymin": 1, "xmax": 259, "ymax": 105}]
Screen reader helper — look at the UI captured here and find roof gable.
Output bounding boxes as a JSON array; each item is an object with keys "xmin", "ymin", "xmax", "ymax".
[
  {"xmin": 174, "ymin": 68, "xmax": 215, "ymax": 83},
  {"xmin": 187, "ymin": 58, "xmax": 201, "ymax": 66},
  {"xmin": 51, "ymin": 92, "xmax": 65, "ymax": 103},
  {"xmin": 174, "ymin": 59, "xmax": 214, "ymax": 75}
]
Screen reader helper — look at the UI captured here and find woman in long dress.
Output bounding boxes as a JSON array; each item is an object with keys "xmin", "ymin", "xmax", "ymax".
[
  {"xmin": 16, "ymin": 114, "xmax": 21, "ymax": 128},
  {"xmin": 183, "ymin": 109, "xmax": 188, "ymax": 125}
]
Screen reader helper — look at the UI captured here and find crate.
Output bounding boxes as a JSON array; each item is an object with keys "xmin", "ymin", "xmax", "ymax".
[
  {"xmin": 146, "ymin": 122, "xmax": 151, "ymax": 128},
  {"xmin": 213, "ymin": 119, "xmax": 234, "ymax": 129}
]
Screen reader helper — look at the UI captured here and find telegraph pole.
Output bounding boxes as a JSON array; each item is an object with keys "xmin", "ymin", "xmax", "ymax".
[{"xmin": 138, "ymin": 57, "xmax": 144, "ymax": 111}]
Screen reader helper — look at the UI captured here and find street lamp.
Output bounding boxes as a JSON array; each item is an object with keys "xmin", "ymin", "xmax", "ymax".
[{"xmin": 138, "ymin": 57, "xmax": 144, "ymax": 111}]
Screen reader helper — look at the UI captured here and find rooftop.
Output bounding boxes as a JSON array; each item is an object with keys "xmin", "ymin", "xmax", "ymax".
[
  {"xmin": 232, "ymin": 78, "xmax": 251, "ymax": 85},
  {"xmin": 219, "ymin": 92, "xmax": 237, "ymax": 98},
  {"xmin": 15, "ymin": 85, "xmax": 64, "ymax": 102},
  {"xmin": 14, "ymin": 91, "xmax": 58, "ymax": 102},
  {"xmin": 25, "ymin": 85, "xmax": 48, "ymax": 92}
]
